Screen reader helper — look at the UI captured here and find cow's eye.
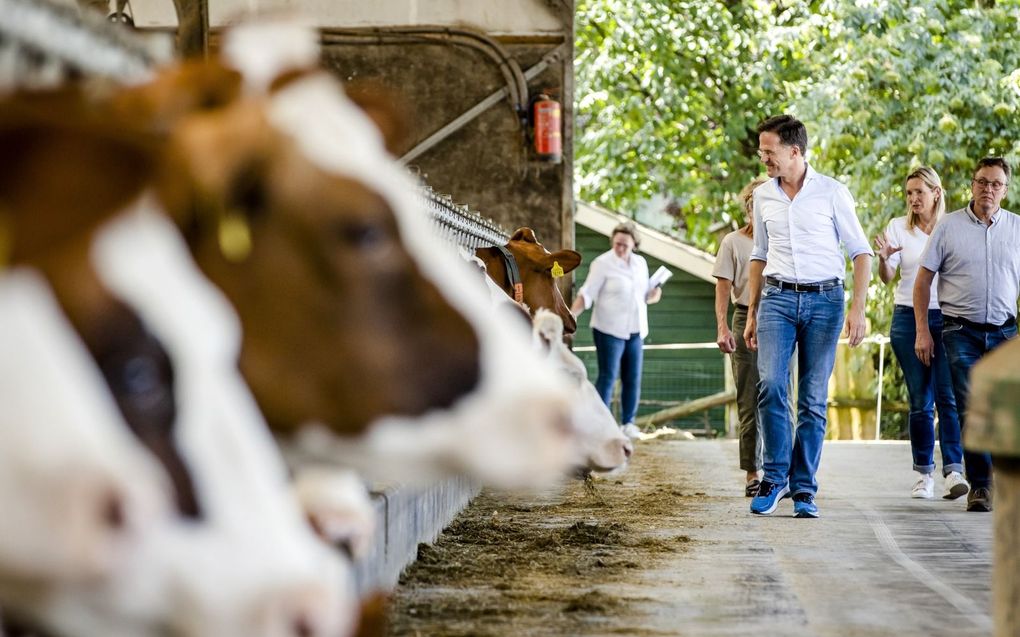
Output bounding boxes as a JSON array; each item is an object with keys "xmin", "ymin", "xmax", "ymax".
[
  {"xmin": 121, "ymin": 355, "xmax": 166, "ymax": 403},
  {"xmin": 335, "ymin": 220, "xmax": 388, "ymax": 250}
]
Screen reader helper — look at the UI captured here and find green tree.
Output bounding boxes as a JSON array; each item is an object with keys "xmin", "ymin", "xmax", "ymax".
[{"xmin": 576, "ymin": 0, "xmax": 1020, "ymax": 436}]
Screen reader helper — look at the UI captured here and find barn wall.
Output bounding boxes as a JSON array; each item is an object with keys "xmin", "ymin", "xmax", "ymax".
[
  {"xmin": 573, "ymin": 224, "xmax": 726, "ymax": 432},
  {"xmin": 123, "ymin": 0, "xmax": 575, "ymax": 252}
]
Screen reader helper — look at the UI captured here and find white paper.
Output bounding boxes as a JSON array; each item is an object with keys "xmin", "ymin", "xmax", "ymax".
[{"xmin": 649, "ymin": 265, "xmax": 673, "ymax": 288}]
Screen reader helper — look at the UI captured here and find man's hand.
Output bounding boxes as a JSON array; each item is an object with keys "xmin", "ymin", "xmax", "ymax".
[
  {"xmin": 915, "ymin": 328, "xmax": 934, "ymax": 367},
  {"xmin": 717, "ymin": 326, "xmax": 736, "ymax": 353},
  {"xmin": 743, "ymin": 311, "xmax": 758, "ymax": 351},
  {"xmin": 845, "ymin": 306, "xmax": 867, "ymax": 347}
]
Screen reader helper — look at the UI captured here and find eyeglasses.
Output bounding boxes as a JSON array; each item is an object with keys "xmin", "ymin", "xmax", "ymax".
[
  {"xmin": 757, "ymin": 150, "xmax": 778, "ymax": 160},
  {"xmin": 973, "ymin": 178, "xmax": 1008, "ymax": 191}
]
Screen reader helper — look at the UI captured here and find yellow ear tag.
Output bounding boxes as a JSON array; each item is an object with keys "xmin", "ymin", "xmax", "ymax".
[
  {"xmin": 551, "ymin": 260, "xmax": 565, "ymax": 278},
  {"xmin": 218, "ymin": 211, "xmax": 252, "ymax": 263}
]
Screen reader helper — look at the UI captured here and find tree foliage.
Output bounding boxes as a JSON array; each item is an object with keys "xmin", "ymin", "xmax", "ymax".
[
  {"xmin": 576, "ymin": 0, "xmax": 1020, "ymax": 289},
  {"xmin": 576, "ymin": 0, "xmax": 1020, "ymax": 435}
]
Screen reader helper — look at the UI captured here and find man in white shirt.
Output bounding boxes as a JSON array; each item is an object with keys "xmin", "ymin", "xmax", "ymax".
[{"xmin": 743, "ymin": 114, "xmax": 873, "ymax": 518}]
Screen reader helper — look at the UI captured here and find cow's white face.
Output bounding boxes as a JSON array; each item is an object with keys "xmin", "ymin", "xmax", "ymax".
[
  {"xmin": 1, "ymin": 199, "xmax": 356, "ymax": 637},
  {"xmin": 0, "ymin": 269, "xmax": 171, "ymax": 586},
  {"xmin": 263, "ymin": 70, "xmax": 580, "ymax": 489},
  {"xmin": 532, "ymin": 309, "xmax": 632, "ymax": 475}
]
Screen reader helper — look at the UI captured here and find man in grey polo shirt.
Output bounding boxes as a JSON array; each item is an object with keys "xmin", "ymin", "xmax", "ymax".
[{"xmin": 915, "ymin": 156, "xmax": 1020, "ymax": 512}]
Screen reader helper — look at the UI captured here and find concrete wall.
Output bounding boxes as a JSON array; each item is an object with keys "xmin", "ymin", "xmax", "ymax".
[
  {"xmin": 122, "ymin": 0, "xmax": 575, "ymax": 251},
  {"xmin": 126, "ymin": 0, "xmax": 563, "ymax": 35}
]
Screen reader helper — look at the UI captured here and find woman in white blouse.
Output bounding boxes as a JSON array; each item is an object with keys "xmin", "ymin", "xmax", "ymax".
[
  {"xmin": 875, "ymin": 166, "xmax": 966, "ymax": 501},
  {"xmin": 570, "ymin": 222, "xmax": 662, "ymax": 440}
]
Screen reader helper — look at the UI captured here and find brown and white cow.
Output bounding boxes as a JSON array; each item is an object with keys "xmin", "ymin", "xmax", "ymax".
[
  {"xmin": 124, "ymin": 19, "xmax": 580, "ymax": 489},
  {"xmin": 0, "ymin": 94, "xmax": 354, "ymax": 637},
  {"xmin": 475, "ymin": 227, "xmax": 582, "ymax": 337}
]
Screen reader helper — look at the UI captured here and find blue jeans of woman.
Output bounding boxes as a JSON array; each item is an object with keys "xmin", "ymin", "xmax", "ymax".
[
  {"xmin": 941, "ymin": 318, "xmax": 1018, "ymax": 489},
  {"xmin": 592, "ymin": 328, "xmax": 643, "ymax": 425},
  {"xmin": 889, "ymin": 306, "xmax": 963, "ymax": 476},
  {"xmin": 756, "ymin": 283, "xmax": 844, "ymax": 496}
]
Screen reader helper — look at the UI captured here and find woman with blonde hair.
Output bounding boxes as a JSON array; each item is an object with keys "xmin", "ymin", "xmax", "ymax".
[
  {"xmin": 571, "ymin": 221, "xmax": 662, "ymax": 440},
  {"xmin": 713, "ymin": 177, "xmax": 767, "ymax": 495},
  {"xmin": 875, "ymin": 166, "xmax": 966, "ymax": 500}
]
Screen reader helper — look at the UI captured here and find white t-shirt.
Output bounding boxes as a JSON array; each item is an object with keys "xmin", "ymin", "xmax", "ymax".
[
  {"xmin": 578, "ymin": 250, "xmax": 651, "ymax": 339},
  {"xmin": 885, "ymin": 216, "xmax": 939, "ymax": 309}
]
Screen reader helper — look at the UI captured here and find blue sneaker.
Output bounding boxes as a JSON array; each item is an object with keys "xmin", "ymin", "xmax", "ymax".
[
  {"xmin": 750, "ymin": 480, "xmax": 790, "ymax": 515},
  {"xmin": 793, "ymin": 493, "xmax": 819, "ymax": 518}
]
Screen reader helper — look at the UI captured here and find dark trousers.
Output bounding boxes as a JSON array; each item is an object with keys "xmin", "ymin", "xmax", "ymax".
[
  {"xmin": 941, "ymin": 319, "xmax": 1018, "ymax": 489},
  {"xmin": 731, "ymin": 307, "xmax": 762, "ymax": 473}
]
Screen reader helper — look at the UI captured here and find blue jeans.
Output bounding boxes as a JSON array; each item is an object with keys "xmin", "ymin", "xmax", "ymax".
[
  {"xmin": 888, "ymin": 306, "xmax": 962, "ymax": 476},
  {"xmin": 941, "ymin": 318, "xmax": 1018, "ymax": 489},
  {"xmin": 592, "ymin": 328, "xmax": 644, "ymax": 425},
  {"xmin": 756, "ymin": 284, "xmax": 844, "ymax": 496}
]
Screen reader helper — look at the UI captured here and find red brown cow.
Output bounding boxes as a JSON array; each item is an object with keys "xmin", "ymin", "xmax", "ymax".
[
  {"xmin": 475, "ymin": 227, "xmax": 582, "ymax": 335},
  {"xmin": 126, "ymin": 20, "xmax": 579, "ymax": 489},
  {"xmin": 0, "ymin": 94, "xmax": 354, "ymax": 637}
]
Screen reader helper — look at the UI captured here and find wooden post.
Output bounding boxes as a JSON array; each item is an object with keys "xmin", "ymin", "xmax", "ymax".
[
  {"xmin": 994, "ymin": 458, "xmax": 1020, "ymax": 637},
  {"xmin": 172, "ymin": 0, "xmax": 209, "ymax": 59}
]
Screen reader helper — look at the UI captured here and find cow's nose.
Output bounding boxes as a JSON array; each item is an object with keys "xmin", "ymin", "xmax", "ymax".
[
  {"xmin": 623, "ymin": 441, "xmax": 634, "ymax": 458},
  {"xmin": 292, "ymin": 614, "xmax": 314, "ymax": 637},
  {"xmin": 102, "ymin": 490, "xmax": 127, "ymax": 530}
]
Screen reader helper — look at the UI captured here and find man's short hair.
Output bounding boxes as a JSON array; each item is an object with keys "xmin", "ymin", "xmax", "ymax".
[
  {"xmin": 757, "ymin": 115, "xmax": 808, "ymax": 155},
  {"xmin": 975, "ymin": 156, "xmax": 1011, "ymax": 182}
]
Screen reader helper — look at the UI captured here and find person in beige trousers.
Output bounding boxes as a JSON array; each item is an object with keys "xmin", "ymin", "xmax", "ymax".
[{"xmin": 714, "ymin": 177, "xmax": 768, "ymax": 496}]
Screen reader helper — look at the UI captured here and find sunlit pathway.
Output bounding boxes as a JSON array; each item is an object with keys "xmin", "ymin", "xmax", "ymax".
[{"xmin": 390, "ymin": 439, "xmax": 993, "ymax": 637}]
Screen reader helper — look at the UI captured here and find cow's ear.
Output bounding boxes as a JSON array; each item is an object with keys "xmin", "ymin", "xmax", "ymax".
[
  {"xmin": 509, "ymin": 227, "xmax": 538, "ymax": 243},
  {"xmin": 112, "ymin": 60, "xmax": 243, "ymax": 130},
  {"xmin": 0, "ymin": 95, "xmax": 158, "ymax": 262},
  {"xmin": 344, "ymin": 81, "xmax": 410, "ymax": 156},
  {"xmin": 542, "ymin": 249, "xmax": 582, "ymax": 274}
]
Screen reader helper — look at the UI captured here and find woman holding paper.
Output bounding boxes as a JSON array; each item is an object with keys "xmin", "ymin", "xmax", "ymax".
[{"xmin": 570, "ymin": 222, "xmax": 664, "ymax": 440}]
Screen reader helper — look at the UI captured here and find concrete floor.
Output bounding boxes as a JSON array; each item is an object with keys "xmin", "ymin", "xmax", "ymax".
[
  {"xmin": 391, "ymin": 439, "xmax": 994, "ymax": 637},
  {"xmin": 609, "ymin": 440, "xmax": 993, "ymax": 637}
]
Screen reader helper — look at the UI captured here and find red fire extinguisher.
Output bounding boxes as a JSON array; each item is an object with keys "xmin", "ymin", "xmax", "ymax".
[{"xmin": 532, "ymin": 93, "xmax": 562, "ymax": 163}]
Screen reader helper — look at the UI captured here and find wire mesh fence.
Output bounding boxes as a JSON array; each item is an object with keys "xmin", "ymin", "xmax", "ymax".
[{"xmin": 574, "ymin": 334, "xmax": 910, "ymax": 440}]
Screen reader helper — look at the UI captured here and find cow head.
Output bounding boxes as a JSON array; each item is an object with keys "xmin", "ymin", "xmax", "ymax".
[
  {"xmin": 532, "ymin": 310, "xmax": 632, "ymax": 475},
  {"xmin": 151, "ymin": 90, "xmax": 481, "ymax": 437},
  {"xmin": 0, "ymin": 96, "xmax": 175, "ymax": 585},
  {"xmin": 0, "ymin": 93, "xmax": 355, "ymax": 637},
  {"xmin": 475, "ymin": 227, "xmax": 581, "ymax": 336}
]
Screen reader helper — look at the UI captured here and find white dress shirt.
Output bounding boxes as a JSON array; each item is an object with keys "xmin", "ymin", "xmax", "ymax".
[
  {"xmin": 884, "ymin": 216, "xmax": 939, "ymax": 309},
  {"xmin": 578, "ymin": 250, "xmax": 651, "ymax": 339},
  {"xmin": 750, "ymin": 163, "xmax": 873, "ymax": 283}
]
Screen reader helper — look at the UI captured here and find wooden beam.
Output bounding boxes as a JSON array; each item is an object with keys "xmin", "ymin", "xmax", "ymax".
[
  {"xmin": 172, "ymin": 0, "xmax": 208, "ymax": 58},
  {"xmin": 637, "ymin": 390, "xmax": 735, "ymax": 427}
]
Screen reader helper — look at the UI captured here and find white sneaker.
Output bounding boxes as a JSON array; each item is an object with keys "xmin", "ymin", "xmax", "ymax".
[
  {"xmin": 621, "ymin": 423, "xmax": 642, "ymax": 440},
  {"xmin": 911, "ymin": 473, "xmax": 934, "ymax": 499},
  {"xmin": 943, "ymin": 471, "xmax": 970, "ymax": 500}
]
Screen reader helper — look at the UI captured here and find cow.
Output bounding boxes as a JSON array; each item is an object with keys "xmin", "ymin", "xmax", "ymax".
[
  {"xmin": 113, "ymin": 18, "xmax": 580, "ymax": 489},
  {"xmin": 532, "ymin": 310, "xmax": 633, "ymax": 475},
  {"xmin": 0, "ymin": 94, "xmax": 355, "ymax": 637},
  {"xmin": 475, "ymin": 227, "xmax": 582, "ymax": 336}
]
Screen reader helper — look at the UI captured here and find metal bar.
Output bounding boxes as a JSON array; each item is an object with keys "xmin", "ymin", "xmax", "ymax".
[
  {"xmin": 875, "ymin": 338, "xmax": 886, "ymax": 441},
  {"xmin": 399, "ymin": 43, "xmax": 567, "ymax": 165}
]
